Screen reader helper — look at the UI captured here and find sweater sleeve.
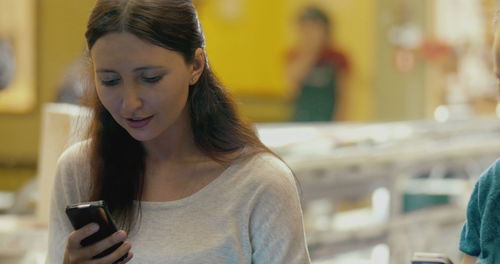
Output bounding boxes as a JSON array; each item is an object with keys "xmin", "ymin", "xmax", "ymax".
[
  {"xmin": 45, "ymin": 142, "xmax": 90, "ymax": 264},
  {"xmin": 459, "ymin": 177, "xmax": 482, "ymax": 256},
  {"xmin": 459, "ymin": 159, "xmax": 499, "ymax": 257},
  {"xmin": 248, "ymin": 157, "xmax": 311, "ymax": 264}
]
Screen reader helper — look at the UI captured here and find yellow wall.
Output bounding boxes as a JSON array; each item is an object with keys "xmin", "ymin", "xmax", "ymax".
[
  {"xmin": 0, "ymin": 0, "xmax": 94, "ymax": 169},
  {"xmin": 197, "ymin": 0, "xmax": 291, "ymax": 121},
  {"xmin": 1, "ymin": 0, "xmax": 378, "ymax": 188},
  {"xmin": 198, "ymin": 0, "xmax": 376, "ymax": 121},
  {"xmin": 198, "ymin": 0, "xmax": 288, "ymax": 97},
  {"xmin": 0, "ymin": 1, "xmax": 36, "ymax": 113},
  {"xmin": 326, "ymin": 0, "xmax": 377, "ymax": 121}
]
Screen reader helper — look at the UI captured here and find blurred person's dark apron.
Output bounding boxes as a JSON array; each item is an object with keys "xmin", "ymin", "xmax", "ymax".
[{"xmin": 292, "ymin": 63, "xmax": 337, "ymax": 122}]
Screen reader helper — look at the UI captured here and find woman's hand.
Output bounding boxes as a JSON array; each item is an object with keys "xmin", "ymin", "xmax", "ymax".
[{"xmin": 63, "ymin": 223, "xmax": 134, "ymax": 264}]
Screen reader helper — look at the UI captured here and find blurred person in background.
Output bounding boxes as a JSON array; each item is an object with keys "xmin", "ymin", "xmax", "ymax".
[
  {"xmin": 287, "ymin": 6, "xmax": 350, "ymax": 122},
  {"xmin": 55, "ymin": 55, "xmax": 86, "ymax": 105},
  {"xmin": 45, "ymin": 0, "xmax": 311, "ymax": 263},
  {"xmin": 460, "ymin": 10, "xmax": 500, "ymax": 264},
  {"xmin": 0, "ymin": 37, "xmax": 15, "ymax": 91}
]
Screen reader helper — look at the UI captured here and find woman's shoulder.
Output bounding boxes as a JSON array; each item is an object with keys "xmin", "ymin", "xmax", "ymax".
[
  {"xmin": 474, "ymin": 159, "xmax": 500, "ymax": 202},
  {"xmin": 236, "ymin": 149, "xmax": 291, "ymax": 172},
  {"xmin": 228, "ymin": 151, "xmax": 303, "ymax": 221},
  {"xmin": 490, "ymin": 158, "xmax": 500, "ymax": 177},
  {"xmin": 231, "ymin": 150, "xmax": 296, "ymax": 191},
  {"xmin": 57, "ymin": 139, "xmax": 91, "ymax": 168},
  {"xmin": 53, "ymin": 139, "xmax": 93, "ymax": 202},
  {"xmin": 478, "ymin": 159, "xmax": 500, "ymax": 185},
  {"xmin": 56, "ymin": 139, "xmax": 92, "ymax": 186}
]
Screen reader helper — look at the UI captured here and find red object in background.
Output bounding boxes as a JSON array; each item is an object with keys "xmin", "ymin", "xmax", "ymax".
[
  {"xmin": 394, "ymin": 48, "xmax": 415, "ymax": 73},
  {"xmin": 393, "ymin": 39, "xmax": 451, "ymax": 73},
  {"xmin": 420, "ymin": 39, "xmax": 451, "ymax": 62}
]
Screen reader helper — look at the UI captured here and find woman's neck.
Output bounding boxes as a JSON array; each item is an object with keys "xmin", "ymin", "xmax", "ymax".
[{"xmin": 142, "ymin": 108, "xmax": 204, "ymax": 165}]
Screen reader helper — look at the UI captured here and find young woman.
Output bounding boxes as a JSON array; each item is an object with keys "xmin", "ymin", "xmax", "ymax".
[
  {"xmin": 286, "ymin": 6, "xmax": 349, "ymax": 122},
  {"xmin": 45, "ymin": 0, "xmax": 311, "ymax": 263},
  {"xmin": 460, "ymin": 11, "xmax": 500, "ymax": 264}
]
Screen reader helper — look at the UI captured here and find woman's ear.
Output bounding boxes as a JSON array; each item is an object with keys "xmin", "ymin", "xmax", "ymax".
[{"xmin": 190, "ymin": 48, "xmax": 205, "ymax": 85}]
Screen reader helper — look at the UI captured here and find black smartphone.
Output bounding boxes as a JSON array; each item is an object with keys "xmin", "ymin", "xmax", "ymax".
[{"xmin": 65, "ymin": 200, "xmax": 128, "ymax": 263}]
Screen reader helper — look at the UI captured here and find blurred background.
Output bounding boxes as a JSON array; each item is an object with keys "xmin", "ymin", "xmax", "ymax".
[{"xmin": 0, "ymin": 0, "xmax": 499, "ymax": 263}]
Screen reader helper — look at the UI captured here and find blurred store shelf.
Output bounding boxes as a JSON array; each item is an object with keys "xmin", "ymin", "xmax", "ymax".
[
  {"xmin": 256, "ymin": 119, "xmax": 500, "ymax": 263},
  {"xmin": 0, "ymin": 215, "xmax": 47, "ymax": 264},
  {"xmin": 2, "ymin": 104, "xmax": 499, "ymax": 263}
]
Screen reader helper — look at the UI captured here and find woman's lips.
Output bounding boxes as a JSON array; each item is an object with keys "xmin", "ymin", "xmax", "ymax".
[{"xmin": 125, "ymin": 115, "xmax": 154, "ymax": 129}]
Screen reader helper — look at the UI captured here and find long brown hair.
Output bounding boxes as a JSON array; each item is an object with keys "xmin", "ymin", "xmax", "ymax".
[{"xmin": 84, "ymin": 0, "xmax": 269, "ymax": 232}]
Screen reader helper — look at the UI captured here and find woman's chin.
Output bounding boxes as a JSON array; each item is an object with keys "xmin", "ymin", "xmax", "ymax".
[{"xmin": 126, "ymin": 130, "xmax": 156, "ymax": 142}]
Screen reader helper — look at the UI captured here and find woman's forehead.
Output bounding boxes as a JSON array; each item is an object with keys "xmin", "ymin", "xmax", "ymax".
[{"xmin": 90, "ymin": 33, "xmax": 185, "ymax": 70}]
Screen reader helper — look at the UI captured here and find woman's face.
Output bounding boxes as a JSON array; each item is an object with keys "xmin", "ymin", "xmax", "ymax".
[{"xmin": 91, "ymin": 33, "xmax": 202, "ymax": 142}]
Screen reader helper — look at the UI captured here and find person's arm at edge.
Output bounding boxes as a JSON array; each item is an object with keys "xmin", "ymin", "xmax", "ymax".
[
  {"xmin": 286, "ymin": 49, "xmax": 319, "ymax": 99},
  {"xmin": 461, "ymin": 254, "xmax": 477, "ymax": 264}
]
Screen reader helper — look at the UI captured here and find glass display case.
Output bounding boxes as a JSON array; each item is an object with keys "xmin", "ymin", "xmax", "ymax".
[
  {"xmin": 2, "ymin": 107, "xmax": 500, "ymax": 263},
  {"xmin": 257, "ymin": 119, "xmax": 500, "ymax": 263}
]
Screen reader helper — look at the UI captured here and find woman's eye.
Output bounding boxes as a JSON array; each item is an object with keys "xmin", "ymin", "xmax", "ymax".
[
  {"xmin": 142, "ymin": 75, "xmax": 163, "ymax": 83},
  {"xmin": 101, "ymin": 79, "xmax": 120, "ymax": 86}
]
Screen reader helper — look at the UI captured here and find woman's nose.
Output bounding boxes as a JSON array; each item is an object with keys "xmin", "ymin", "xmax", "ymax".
[{"xmin": 121, "ymin": 84, "xmax": 143, "ymax": 112}]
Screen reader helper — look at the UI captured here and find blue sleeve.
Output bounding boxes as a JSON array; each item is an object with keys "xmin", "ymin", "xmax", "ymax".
[
  {"xmin": 459, "ymin": 160, "xmax": 500, "ymax": 257},
  {"xmin": 459, "ymin": 178, "xmax": 481, "ymax": 256}
]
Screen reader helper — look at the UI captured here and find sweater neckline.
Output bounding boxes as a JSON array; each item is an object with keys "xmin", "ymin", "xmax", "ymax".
[{"xmin": 133, "ymin": 149, "xmax": 252, "ymax": 209}]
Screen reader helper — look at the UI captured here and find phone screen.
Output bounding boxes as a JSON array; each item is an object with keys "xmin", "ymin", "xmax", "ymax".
[{"xmin": 65, "ymin": 201, "xmax": 128, "ymax": 262}]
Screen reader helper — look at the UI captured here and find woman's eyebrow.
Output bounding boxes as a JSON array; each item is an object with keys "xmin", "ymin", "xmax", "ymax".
[
  {"xmin": 96, "ymin": 69, "xmax": 117, "ymax": 73},
  {"xmin": 133, "ymin": 66, "xmax": 164, "ymax": 72},
  {"xmin": 96, "ymin": 66, "xmax": 164, "ymax": 73}
]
